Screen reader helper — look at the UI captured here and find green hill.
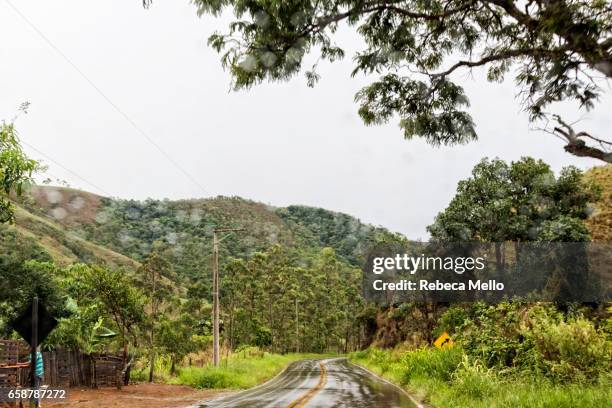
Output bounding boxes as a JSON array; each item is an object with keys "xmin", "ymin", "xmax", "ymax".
[{"xmin": 6, "ymin": 185, "xmax": 401, "ymax": 281}]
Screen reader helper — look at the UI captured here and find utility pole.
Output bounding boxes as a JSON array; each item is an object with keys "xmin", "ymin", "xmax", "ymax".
[
  {"xmin": 295, "ymin": 297, "xmax": 299, "ymax": 353},
  {"xmin": 212, "ymin": 227, "xmax": 244, "ymax": 367}
]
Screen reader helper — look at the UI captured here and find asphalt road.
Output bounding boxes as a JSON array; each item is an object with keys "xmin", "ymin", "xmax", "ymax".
[{"xmin": 200, "ymin": 358, "xmax": 418, "ymax": 408}]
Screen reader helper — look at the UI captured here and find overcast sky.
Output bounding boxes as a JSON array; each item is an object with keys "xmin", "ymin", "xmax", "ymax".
[{"xmin": 1, "ymin": 0, "xmax": 610, "ymax": 239}]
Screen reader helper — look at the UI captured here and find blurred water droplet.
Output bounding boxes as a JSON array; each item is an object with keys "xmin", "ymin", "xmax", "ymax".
[
  {"xmin": 50, "ymin": 207, "xmax": 67, "ymax": 220},
  {"xmin": 95, "ymin": 210, "xmax": 111, "ymax": 224},
  {"xmin": 68, "ymin": 196, "xmax": 85, "ymax": 211},
  {"xmin": 166, "ymin": 232, "xmax": 178, "ymax": 245},
  {"xmin": 176, "ymin": 210, "xmax": 188, "ymax": 223},
  {"xmin": 190, "ymin": 208, "xmax": 202, "ymax": 225},
  {"xmin": 46, "ymin": 189, "xmax": 63, "ymax": 204},
  {"xmin": 239, "ymin": 55, "xmax": 258, "ymax": 72},
  {"xmin": 253, "ymin": 10, "xmax": 270, "ymax": 27},
  {"xmin": 118, "ymin": 229, "xmax": 132, "ymax": 245},
  {"xmin": 126, "ymin": 207, "xmax": 141, "ymax": 220}
]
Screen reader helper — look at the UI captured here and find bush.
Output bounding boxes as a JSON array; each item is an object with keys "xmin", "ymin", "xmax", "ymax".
[
  {"xmin": 446, "ymin": 302, "xmax": 611, "ymax": 382},
  {"xmin": 179, "ymin": 368, "xmax": 232, "ymax": 388},
  {"xmin": 525, "ymin": 314, "xmax": 611, "ymax": 382},
  {"xmin": 456, "ymin": 301, "xmax": 534, "ymax": 369}
]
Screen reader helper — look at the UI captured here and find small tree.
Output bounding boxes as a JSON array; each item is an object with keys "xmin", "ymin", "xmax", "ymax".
[
  {"xmin": 156, "ymin": 314, "xmax": 205, "ymax": 375},
  {"xmin": 66, "ymin": 265, "xmax": 146, "ymax": 364},
  {"xmin": 0, "ymin": 119, "xmax": 38, "ymax": 223},
  {"xmin": 137, "ymin": 252, "xmax": 175, "ymax": 382}
]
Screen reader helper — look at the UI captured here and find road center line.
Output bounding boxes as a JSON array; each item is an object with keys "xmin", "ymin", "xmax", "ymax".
[{"xmin": 285, "ymin": 361, "xmax": 327, "ymax": 408}]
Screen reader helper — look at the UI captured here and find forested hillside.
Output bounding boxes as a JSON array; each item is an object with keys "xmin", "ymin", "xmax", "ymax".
[
  {"xmin": 3, "ymin": 163, "xmax": 609, "ymax": 353},
  {"xmin": 11, "ymin": 185, "xmax": 400, "ymax": 277},
  {"xmin": 1, "ymin": 185, "xmax": 401, "ymax": 356}
]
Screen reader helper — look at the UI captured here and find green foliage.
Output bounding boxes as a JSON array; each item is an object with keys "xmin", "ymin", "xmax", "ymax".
[
  {"xmin": 0, "ymin": 260, "xmax": 67, "ymax": 337},
  {"xmin": 401, "ymin": 347, "xmax": 464, "ymax": 383},
  {"xmin": 183, "ymin": 0, "xmax": 612, "ymax": 161},
  {"xmin": 5, "ymin": 186, "xmax": 390, "ymax": 356},
  {"xmin": 42, "ymin": 194, "xmax": 397, "ymax": 287},
  {"xmin": 525, "ymin": 311, "xmax": 611, "ymax": 382},
  {"xmin": 253, "ymin": 326, "xmax": 272, "ymax": 348},
  {"xmin": 351, "ymin": 346, "xmax": 612, "ymax": 408},
  {"xmin": 428, "ymin": 157, "xmax": 599, "ymax": 242},
  {"xmin": 156, "ymin": 314, "xmax": 207, "ymax": 374},
  {"xmin": 58, "ymin": 264, "xmax": 146, "ymax": 352},
  {"xmin": 449, "ymin": 357, "xmax": 498, "ymax": 401},
  {"xmin": 0, "ymin": 121, "xmax": 38, "ymax": 223},
  {"xmin": 0, "ymin": 227, "xmax": 54, "ymax": 328},
  {"xmin": 276, "ymin": 205, "xmax": 403, "ymax": 266},
  {"xmin": 223, "ymin": 245, "xmax": 362, "ymax": 353},
  {"xmin": 452, "ymin": 301, "xmax": 536, "ymax": 369},
  {"xmin": 442, "ymin": 302, "xmax": 612, "ymax": 383}
]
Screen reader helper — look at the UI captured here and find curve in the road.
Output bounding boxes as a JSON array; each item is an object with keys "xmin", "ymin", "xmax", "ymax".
[
  {"xmin": 200, "ymin": 358, "xmax": 418, "ymax": 408},
  {"xmin": 286, "ymin": 361, "xmax": 327, "ymax": 408}
]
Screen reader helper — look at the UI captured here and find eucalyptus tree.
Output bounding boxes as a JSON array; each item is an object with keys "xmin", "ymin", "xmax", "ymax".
[{"xmin": 137, "ymin": 252, "xmax": 175, "ymax": 382}]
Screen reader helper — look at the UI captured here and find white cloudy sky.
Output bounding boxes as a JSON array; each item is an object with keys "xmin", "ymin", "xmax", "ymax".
[{"xmin": 1, "ymin": 0, "xmax": 610, "ymax": 239}]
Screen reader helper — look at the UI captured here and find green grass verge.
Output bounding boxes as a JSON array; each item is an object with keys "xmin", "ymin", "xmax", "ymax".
[
  {"xmin": 350, "ymin": 348, "xmax": 612, "ymax": 408},
  {"xmin": 174, "ymin": 352, "xmax": 333, "ymax": 390}
]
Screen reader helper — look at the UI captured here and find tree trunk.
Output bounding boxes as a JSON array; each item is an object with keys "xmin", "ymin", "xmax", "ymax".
[
  {"xmin": 170, "ymin": 358, "xmax": 176, "ymax": 376},
  {"xmin": 148, "ymin": 350, "xmax": 155, "ymax": 383},
  {"xmin": 495, "ymin": 242, "xmax": 504, "ymax": 272}
]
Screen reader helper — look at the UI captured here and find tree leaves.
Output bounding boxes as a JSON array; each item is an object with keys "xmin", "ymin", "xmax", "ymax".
[
  {"xmin": 187, "ymin": 0, "xmax": 612, "ymax": 161},
  {"xmin": 427, "ymin": 157, "xmax": 599, "ymax": 243},
  {"xmin": 0, "ymin": 122, "xmax": 38, "ymax": 223}
]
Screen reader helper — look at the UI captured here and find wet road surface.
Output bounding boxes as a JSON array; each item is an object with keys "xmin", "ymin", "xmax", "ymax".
[{"xmin": 200, "ymin": 358, "xmax": 417, "ymax": 408}]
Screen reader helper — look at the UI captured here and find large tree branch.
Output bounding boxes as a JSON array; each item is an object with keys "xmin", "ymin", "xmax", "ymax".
[
  {"xmin": 564, "ymin": 143, "xmax": 612, "ymax": 163},
  {"xmin": 486, "ymin": 0, "xmax": 612, "ymax": 78},
  {"xmin": 314, "ymin": 0, "xmax": 476, "ymax": 28},
  {"xmin": 431, "ymin": 47, "xmax": 568, "ymax": 77},
  {"xmin": 552, "ymin": 115, "xmax": 612, "ymax": 163}
]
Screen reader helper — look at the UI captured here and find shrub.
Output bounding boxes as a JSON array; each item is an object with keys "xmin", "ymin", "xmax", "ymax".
[
  {"xmin": 525, "ymin": 314, "xmax": 611, "ymax": 382},
  {"xmin": 456, "ymin": 301, "xmax": 535, "ymax": 369},
  {"xmin": 179, "ymin": 368, "xmax": 232, "ymax": 388},
  {"xmin": 449, "ymin": 302, "xmax": 611, "ymax": 382}
]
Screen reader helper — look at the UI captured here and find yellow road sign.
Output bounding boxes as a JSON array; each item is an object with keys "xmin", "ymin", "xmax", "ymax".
[{"xmin": 434, "ymin": 332, "xmax": 453, "ymax": 349}]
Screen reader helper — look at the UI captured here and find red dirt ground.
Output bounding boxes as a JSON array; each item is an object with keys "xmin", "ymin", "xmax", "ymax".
[{"xmin": 43, "ymin": 383, "xmax": 230, "ymax": 408}]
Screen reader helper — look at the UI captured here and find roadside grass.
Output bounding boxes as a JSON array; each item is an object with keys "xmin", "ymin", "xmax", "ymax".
[
  {"xmin": 173, "ymin": 352, "xmax": 334, "ymax": 390},
  {"xmin": 350, "ymin": 348, "xmax": 612, "ymax": 408}
]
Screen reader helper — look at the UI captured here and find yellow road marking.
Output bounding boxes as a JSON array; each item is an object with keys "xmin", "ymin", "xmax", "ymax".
[{"xmin": 286, "ymin": 361, "xmax": 327, "ymax": 408}]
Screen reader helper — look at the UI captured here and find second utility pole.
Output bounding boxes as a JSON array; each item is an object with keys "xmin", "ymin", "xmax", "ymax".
[{"xmin": 212, "ymin": 227, "xmax": 244, "ymax": 367}]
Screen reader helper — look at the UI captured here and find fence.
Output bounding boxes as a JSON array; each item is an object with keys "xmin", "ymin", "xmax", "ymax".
[{"xmin": 0, "ymin": 340, "xmax": 124, "ymax": 389}]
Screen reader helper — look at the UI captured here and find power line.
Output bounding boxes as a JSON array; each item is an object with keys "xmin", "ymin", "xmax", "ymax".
[
  {"xmin": 4, "ymin": 0, "xmax": 210, "ymax": 196},
  {"xmin": 22, "ymin": 140, "xmax": 112, "ymax": 196}
]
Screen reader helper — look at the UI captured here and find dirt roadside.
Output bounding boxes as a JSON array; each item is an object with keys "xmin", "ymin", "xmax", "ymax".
[{"xmin": 43, "ymin": 383, "xmax": 230, "ymax": 408}]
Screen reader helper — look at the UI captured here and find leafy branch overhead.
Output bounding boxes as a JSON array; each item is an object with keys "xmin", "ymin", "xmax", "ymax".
[{"xmin": 164, "ymin": 0, "xmax": 611, "ymax": 162}]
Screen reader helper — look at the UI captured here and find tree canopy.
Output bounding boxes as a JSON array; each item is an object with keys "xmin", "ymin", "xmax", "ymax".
[
  {"xmin": 152, "ymin": 0, "xmax": 612, "ymax": 162},
  {"xmin": 427, "ymin": 157, "xmax": 600, "ymax": 242}
]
